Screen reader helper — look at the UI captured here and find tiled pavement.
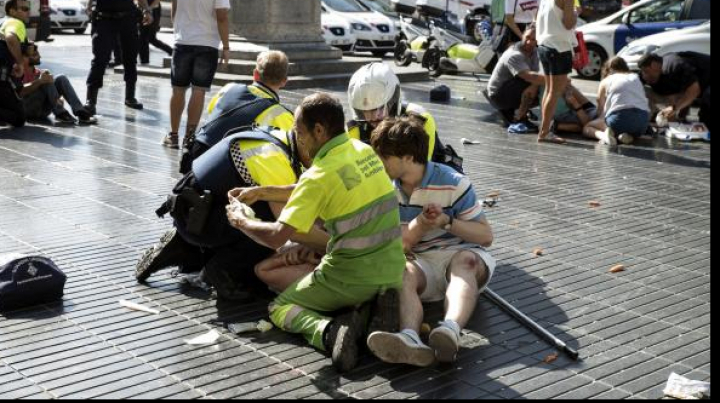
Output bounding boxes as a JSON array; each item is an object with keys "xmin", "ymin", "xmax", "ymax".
[{"xmin": 0, "ymin": 42, "xmax": 711, "ymax": 399}]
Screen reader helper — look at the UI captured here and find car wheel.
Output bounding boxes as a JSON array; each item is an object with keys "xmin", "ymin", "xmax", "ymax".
[
  {"xmin": 74, "ymin": 28, "xmax": 86, "ymax": 34},
  {"xmin": 577, "ymin": 44, "xmax": 606, "ymax": 81}
]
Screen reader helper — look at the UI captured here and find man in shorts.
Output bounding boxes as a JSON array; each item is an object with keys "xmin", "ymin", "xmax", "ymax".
[
  {"xmin": 366, "ymin": 117, "xmax": 496, "ymax": 367},
  {"xmin": 169, "ymin": 0, "xmax": 231, "ymax": 145}
]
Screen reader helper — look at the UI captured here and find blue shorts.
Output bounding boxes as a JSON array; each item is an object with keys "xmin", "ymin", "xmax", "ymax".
[
  {"xmin": 171, "ymin": 44, "xmax": 219, "ymax": 91},
  {"xmin": 538, "ymin": 45, "xmax": 573, "ymax": 76},
  {"xmin": 555, "ymin": 105, "xmax": 598, "ymax": 125},
  {"xmin": 606, "ymin": 108, "xmax": 650, "ymax": 136}
]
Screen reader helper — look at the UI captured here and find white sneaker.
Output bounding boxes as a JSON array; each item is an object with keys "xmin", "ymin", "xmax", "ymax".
[
  {"xmin": 618, "ymin": 133, "xmax": 635, "ymax": 145},
  {"xmin": 429, "ymin": 325, "xmax": 460, "ymax": 363},
  {"xmin": 597, "ymin": 128, "xmax": 617, "ymax": 146},
  {"xmin": 367, "ymin": 331, "xmax": 435, "ymax": 367}
]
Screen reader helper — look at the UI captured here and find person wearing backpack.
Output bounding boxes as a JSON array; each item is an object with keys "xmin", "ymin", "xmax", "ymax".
[
  {"xmin": 174, "ymin": 51, "xmax": 294, "ymax": 175},
  {"xmin": 136, "ymin": 126, "xmax": 328, "ymax": 301}
]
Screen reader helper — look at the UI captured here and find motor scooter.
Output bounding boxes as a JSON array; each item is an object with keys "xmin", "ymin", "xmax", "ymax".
[
  {"xmin": 393, "ymin": 16, "xmax": 432, "ymax": 67},
  {"xmin": 421, "ymin": 17, "xmax": 496, "ymax": 77}
]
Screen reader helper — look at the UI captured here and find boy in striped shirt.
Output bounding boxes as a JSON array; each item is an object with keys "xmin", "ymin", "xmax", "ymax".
[{"xmin": 367, "ymin": 117, "xmax": 497, "ymax": 367}]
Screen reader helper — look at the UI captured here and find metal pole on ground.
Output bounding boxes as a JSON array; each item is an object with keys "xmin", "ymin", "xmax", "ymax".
[{"xmin": 484, "ymin": 288, "xmax": 580, "ymax": 361}]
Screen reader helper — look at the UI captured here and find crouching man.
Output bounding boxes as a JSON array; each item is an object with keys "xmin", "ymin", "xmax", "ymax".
[
  {"xmin": 366, "ymin": 117, "xmax": 496, "ymax": 367},
  {"xmin": 226, "ymin": 93, "xmax": 406, "ymax": 372}
]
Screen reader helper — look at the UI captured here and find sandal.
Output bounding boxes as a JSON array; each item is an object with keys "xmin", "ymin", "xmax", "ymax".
[
  {"xmin": 537, "ymin": 133, "xmax": 566, "ymax": 144},
  {"xmin": 162, "ymin": 133, "xmax": 179, "ymax": 149}
]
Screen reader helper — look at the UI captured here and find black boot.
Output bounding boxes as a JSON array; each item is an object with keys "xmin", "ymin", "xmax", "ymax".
[
  {"xmin": 323, "ymin": 310, "xmax": 363, "ymax": 373},
  {"xmin": 85, "ymin": 86, "xmax": 99, "ymax": 116},
  {"xmin": 135, "ymin": 228, "xmax": 203, "ymax": 283},
  {"xmin": 367, "ymin": 288, "xmax": 400, "ymax": 335},
  {"xmin": 125, "ymin": 83, "xmax": 144, "ymax": 110}
]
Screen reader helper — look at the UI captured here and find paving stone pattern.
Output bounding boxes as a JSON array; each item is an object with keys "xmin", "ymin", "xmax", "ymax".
[{"xmin": 0, "ymin": 49, "xmax": 710, "ymax": 399}]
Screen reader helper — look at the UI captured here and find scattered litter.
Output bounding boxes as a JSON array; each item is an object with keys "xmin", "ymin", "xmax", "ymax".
[
  {"xmin": 461, "ymin": 138, "xmax": 481, "ymax": 145},
  {"xmin": 589, "ymin": 201, "xmax": 601, "ymax": 208},
  {"xmin": 543, "ymin": 352, "xmax": 559, "ymax": 364},
  {"xmin": 184, "ymin": 329, "xmax": 221, "ymax": 345},
  {"xmin": 609, "ymin": 264, "xmax": 626, "ymax": 273},
  {"xmin": 663, "ymin": 372, "xmax": 710, "ymax": 400},
  {"xmin": 229, "ymin": 198, "xmax": 258, "ymax": 220},
  {"xmin": 486, "ymin": 191, "xmax": 501, "ymax": 199},
  {"xmin": 119, "ymin": 300, "xmax": 159, "ymax": 315},
  {"xmin": 532, "ymin": 248, "xmax": 544, "ymax": 257},
  {"xmin": 665, "ymin": 122, "xmax": 710, "ymax": 142},
  {"xmin": 227, "ymin": 320, "xmax": 274, "ymax": 334}
]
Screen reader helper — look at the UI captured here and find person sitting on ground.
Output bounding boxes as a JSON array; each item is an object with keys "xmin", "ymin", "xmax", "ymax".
[
  {"xmin": 347, "ymin": 62, "xmax": 462, "ymax": 172},
  {"xmin": 0, "ymin": 0, "xmax": 30, "ymax": 128},
  {"xmin": 366, "ymin": 117, "xmax": 496, "ymax": 367},
  {"xmin": 638, "ymin": 52, "xmax": 711, "ymax": 130},
  {"xmin": 18, "ymin": 42, "xmax": 96, "ymax": 124},
  {"xmin": 485, "ymin": 26, "xmax": 543, "ymax": 128},
  {"xmin": 226, "ymin": 93, "xmax": 406, "ymax": 373},
  {"xmin": 135, "ymin": 125, "xmax": 328, "ymax": 301},
  {"xmin": 175, "ymin": 50, "xmax": 294, "ymax": 174},
  {"xmin": 549, "ymin": 83, "xmax": 597, "ymax": 134},
  {"xmin": 583, "ymin": 57, "xmax": 650, "ymax": 146}
]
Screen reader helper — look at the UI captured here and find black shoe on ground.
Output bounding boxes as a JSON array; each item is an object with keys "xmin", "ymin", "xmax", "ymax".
[
  {"xmin": 368, "ymin": 288, "xmax": 400, "ymax": 335},
  {"xmin": 324, "ymin": 310, "xmax": 363, "ymax": 373},
  {"xmin": 136, "ymin": 228, "xmax": 195, "ymax": 283},
  {"xmin": 125, "ymin": 98, "xmax": 144, "ymax": 110},
  {"xmin": 75, "ymin": 107, "xmax": 98, "ymax": 124},
  {"xmin": 201, "ymin": 263, "xmax": 252, "ymax": 302},
  {"xmin": 55, "ymin": 110, "xmax": 76, "ymax": 124}
]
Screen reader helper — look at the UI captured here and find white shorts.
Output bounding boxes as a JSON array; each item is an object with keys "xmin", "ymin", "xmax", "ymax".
[{"xmin": 411, "ymin": 247, "xmax": 496, "ymax": 303}]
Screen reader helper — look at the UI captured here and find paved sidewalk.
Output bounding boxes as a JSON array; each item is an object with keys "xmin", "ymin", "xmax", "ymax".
[{"xmin": 0, "ymin": 41, "xmax": 710, "ymax": 399}]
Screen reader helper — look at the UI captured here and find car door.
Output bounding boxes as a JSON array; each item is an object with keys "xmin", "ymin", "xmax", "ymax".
[{"xmin": 613, "ymin": 0, "xmax": 700, "ymax": 54}]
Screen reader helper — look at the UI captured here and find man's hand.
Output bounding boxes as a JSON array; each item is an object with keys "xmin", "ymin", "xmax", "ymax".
[
  {"xmin": 228, "ymin": 187, "xmax": 263, "ymax": 206},
  {"xmin": 142, "ymin": 10, "xmax": 154, "ymax": 26},
  {"xmin": 40, "ymin": 71, "xmax": 54, "ymax": 84},
  {"xmin": 417, "ymin": 203, "xmax": 450, "ymax": 231},
  {"xmin": 220, "ymin": 49, "xmax": 230, "ymax": 67},
  {"xmin": 661, "ymin": 106, "xmax": 677, "ymax": 121},
  {"xmin": 282, "ymin": 244, "xmax": 322, "ymax": 266},
  {"xmin": 226, "ymin": 202, "xmax": 250, "ymax": 230},
  {"xmin": 11, "ymin": 63, "xmax": 24, "ymax": 78}
]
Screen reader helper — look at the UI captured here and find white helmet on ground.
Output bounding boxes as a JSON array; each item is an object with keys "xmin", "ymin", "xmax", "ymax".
[{"xmin": 347, "ymin": 63, "xmax": 402, "ymax": 123}]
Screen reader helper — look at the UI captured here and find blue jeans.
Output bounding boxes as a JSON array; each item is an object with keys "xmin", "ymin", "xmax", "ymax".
[
  {"xmin": 171, "ymin": 45, "xmax": 219, "ymax": 90},
  {"xmin": 23, "ymin": 75, "xmax": 84, "ymax": 119},
  {"xmin": 606, "ymin": 108, "xmax": 650, "ymax": 136}
]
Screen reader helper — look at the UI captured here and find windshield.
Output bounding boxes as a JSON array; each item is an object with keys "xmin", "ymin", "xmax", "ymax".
[
  {"xmin": 358, "ymin": 0, "xmax": 394, "ymax": 13},
  {"xmin": 324, "ymin": 0, "xmax": 368, "ymax": 12}
]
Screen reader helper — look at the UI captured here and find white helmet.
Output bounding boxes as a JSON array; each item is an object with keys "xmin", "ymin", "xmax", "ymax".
[{"xmin": 347, "ymin": 63, "xmax": 402, "ymax": 122}]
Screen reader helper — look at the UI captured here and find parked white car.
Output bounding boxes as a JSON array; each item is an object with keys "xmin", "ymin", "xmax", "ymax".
[
  {"xmin": 49, "ymin": 0, "xmax": 89, "ymax": 34},
  {"xmin": 416, "ymin": 0, "xmax": 490, "ymax": 18},
  {"xmin": 323, "ymin": 0, "xmax": 397, "ymax": 57},
  {"xmin": 577, "ymin": 0, "xmax": 709, "ymax": 80},
  {"xmin": 617, "ymin": 21, "xmax": 710, "ymax": 70},
  {"xmin": 391, "ymin": 0, "xmax": 417, "ymax": 14},
  {"xmin": 322, "ymin": 11, "xmax": 357, "ymax": 52}
]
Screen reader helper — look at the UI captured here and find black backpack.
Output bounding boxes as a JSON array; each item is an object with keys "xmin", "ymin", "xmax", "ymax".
[{"xmin": 0, "ymin": 254, "xmax": 67, "ymax": 312}]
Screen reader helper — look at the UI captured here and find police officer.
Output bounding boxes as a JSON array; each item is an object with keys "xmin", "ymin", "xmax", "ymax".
[
  {"xmin": 0, "ymin": 0, "xmax": 30, "ymax": 127},
  {"xmin": 84, "ymin": 0, "xmax": 152, "ymax": 115},
  {"xmin": 347, "ymin": 63, "xmax": 463, "ymax": 173},
  {"xmin": 136, "ymin": 126, "xmax": 328, "ymax": 300},
  {"xmin": 174, "ymin": 51, "xmax": 294, "ymax": 173}
]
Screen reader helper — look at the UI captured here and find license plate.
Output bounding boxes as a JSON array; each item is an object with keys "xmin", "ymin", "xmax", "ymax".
[
  {"xmin": 66, "ymin": 18, "xmax": 78, "ymax": 23},
  {"xmin": 332, "ymin": 40, "xmax": 349, "ymax": 45}
]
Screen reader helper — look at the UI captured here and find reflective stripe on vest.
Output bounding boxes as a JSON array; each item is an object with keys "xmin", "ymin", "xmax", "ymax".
[
  {"xmin": 331, "ymin": 226, "xmax": 402, "ymax": 252},
  {"xmin": 333, "ymin": 197, "xmax": 399, "ymax": 236},
  {"xmin": 241, "ymin": 143, "xmax": 285, "ymax": 160}
]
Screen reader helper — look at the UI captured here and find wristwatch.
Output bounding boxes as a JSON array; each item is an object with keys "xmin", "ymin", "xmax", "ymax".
[{"xmin": 444, "ymin": 214, "xmax": 454, "ymax": 231}]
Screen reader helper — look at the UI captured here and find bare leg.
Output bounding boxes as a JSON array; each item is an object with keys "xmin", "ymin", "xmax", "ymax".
[
  {"xmin": 515, "ymin": 84, "xmax": 540, "ymax": 121},
  {"xmin": 185, "ymin": 88, "xmax": 206, "ymax": 138},
  {"xmin": 170, "ymin": 87, "xmax": 187, "ymax": 134},
  {"xmin": 255, "ymin": 261, "xmax": 315, "ymax": 293},
  {"xmin": 443, "ymin": 250, "xmax": 488, "ymax": 328},
  {"xmin": 399, "ymin": 262, "xmax": 427, "ymax": 333},
  {"xmin": 556, "ymin": 122, "xmax": 582, "ymax": 133},
  {"xmin": 539, "ymin": 74, "xmax": 570, "ymax": 140},
  {"xmin": 582, "ymin": 118, "xmax": 608, "ymax": 141}
]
